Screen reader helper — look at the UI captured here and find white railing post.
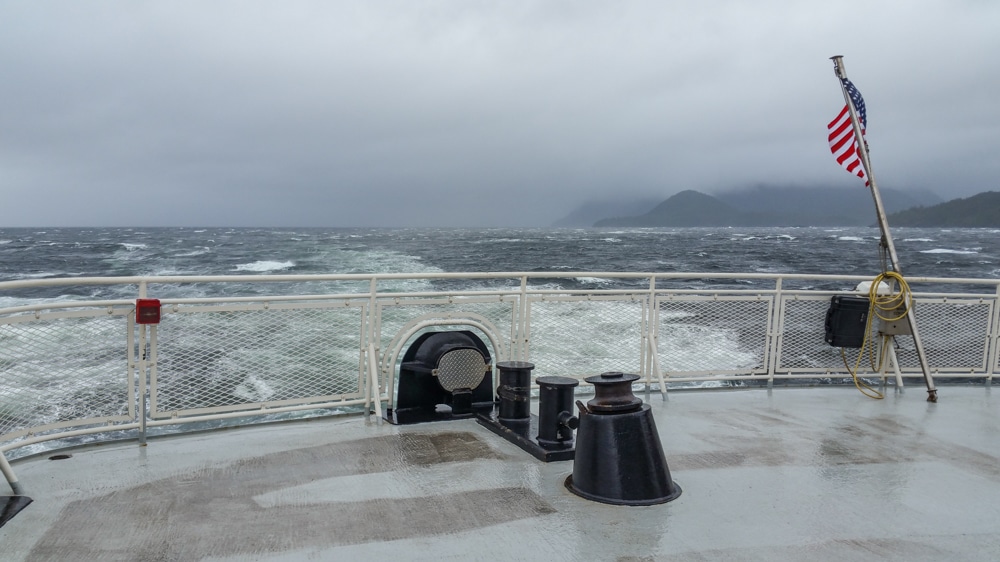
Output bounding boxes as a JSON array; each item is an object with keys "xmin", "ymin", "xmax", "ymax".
[
  {"xmin": 766, "ymin": 277, "xmax": 784, "ymax": 388},
  {"xmin": 138, "ymin": 323, "xmax": 148, "ymax": 446},
  {"xmin": 648, "ymin": 335, "xmax": 667, "ymax": 401},
  {"xmin": 136, "ymin": 280, "xmax": 148, "ymax": 445},
  {"xmin": 367, "ymin": 343, "xmax": 383, "ymax": 424},
  {"xmin": 989, "ymin": 286, "xmax": 1000, "ymax": 384},
  {"xmin": 1, "ymin": 451, "xmax": 23, "ymax": 494},
  {"xmin": 518, "ymin": 275, "xmax": 529, "ymax": 361},
  {"xmin": 365, "ymin": 277, "xmax": 379, "ymax": 416},
  {"xmin": 647, "ymin": 276, "xmax": 667, "ymax": 399}
]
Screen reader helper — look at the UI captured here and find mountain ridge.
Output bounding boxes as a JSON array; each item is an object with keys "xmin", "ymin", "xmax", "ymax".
[{"xmin": 580, "ymin": 186, "xmax": 975, "ymax": 227}]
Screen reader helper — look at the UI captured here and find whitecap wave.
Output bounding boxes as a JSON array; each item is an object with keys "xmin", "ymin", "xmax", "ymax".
[
  {"xmin": 920, "ymin": 249, "xmax": 978, "ymax": 255},
  {"xmin": 234, "ymin": 260, "xmax": 295, "ymax": 272},
  {"xmin": 837, "ymin": 236, "xmax": 865, "ymax": 242},
  {"xmin": 903, "ymin": 238, "xmax": 934, "ymax": 242},
  {"xmin": 120, "ymin": 243, "xmax": 147, "ymax": 251},
  {"xmin": 574, "ymin": 277, "xmax": 614, "ymax": 285},
  {"xmin": 15, "ymin": 272, "xmax": 68, "ymax": 279},
  {"xmin": 173, "ymin": 247, "xmax": 210, "ymax": 257},
  {"xmin": 660, "ymin": 311, "xmax": 697, "ymax": 320},
  {"xmin": 233, "ymin": 375, "xmax": 275, "ymax": 402}
]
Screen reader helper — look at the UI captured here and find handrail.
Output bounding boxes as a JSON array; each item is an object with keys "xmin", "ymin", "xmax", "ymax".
[
  {"xmin": 5, "ymin": 270, "xmax": 999, "ymax": 288},
  {"xmin": 3, "ymin": 270, "xmax": 999, "ymax": 493}
]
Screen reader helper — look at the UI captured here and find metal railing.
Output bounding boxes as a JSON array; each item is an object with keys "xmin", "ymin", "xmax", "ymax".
[{"xmin": 2, "ymin": 271, "xmax": 999, "ymax": 491}]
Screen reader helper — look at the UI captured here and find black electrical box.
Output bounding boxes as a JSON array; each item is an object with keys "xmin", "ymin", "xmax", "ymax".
[{"xmin": 824, "ymin": 295, "xmax": 870, "ymax": 348}]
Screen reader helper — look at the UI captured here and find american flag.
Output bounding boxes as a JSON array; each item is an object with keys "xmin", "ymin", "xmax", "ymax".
[{"xmin": 827, "ymin": 78, "xmax": 868, "ymax": 185}]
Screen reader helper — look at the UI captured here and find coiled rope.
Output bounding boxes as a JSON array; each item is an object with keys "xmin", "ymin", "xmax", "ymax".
[{"xmin": 841, "ymin": 270, "xmax": 913, "ymax": 400}]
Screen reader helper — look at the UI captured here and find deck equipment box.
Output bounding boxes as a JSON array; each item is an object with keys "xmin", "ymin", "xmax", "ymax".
[{"xmin": 824, "ymin": 295, "xmax": 870, "ymax": 348}]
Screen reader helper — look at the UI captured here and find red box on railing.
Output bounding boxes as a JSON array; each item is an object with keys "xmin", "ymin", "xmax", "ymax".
[{"xmin": 135, "ymin": 299, "xmax": 161, "ymax": 324}]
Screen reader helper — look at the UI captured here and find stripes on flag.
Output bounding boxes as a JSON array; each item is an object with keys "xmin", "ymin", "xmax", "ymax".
[{"xmin": 827, "ymin": 78, "xmax": 868, "ymax": 185}]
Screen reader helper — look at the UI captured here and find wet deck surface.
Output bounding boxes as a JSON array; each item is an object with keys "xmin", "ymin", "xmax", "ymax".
[{"xmin": 3, "ymin": 386, "xmax": 1000, "ymax": 561}]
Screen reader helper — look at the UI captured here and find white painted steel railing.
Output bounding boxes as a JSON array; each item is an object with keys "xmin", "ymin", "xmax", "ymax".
[{"xmin": 2, "ymin": 271, "xmax": 999, "ymax": 490}]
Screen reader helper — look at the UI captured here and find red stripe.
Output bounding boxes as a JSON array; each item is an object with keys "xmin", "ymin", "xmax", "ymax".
[
  {"xmin": 828, "ymin": 118, "xmax": 852, "ymax": 143},
  {"xmin": 827, "ymin": 105, "xmax": 850, "ymax": 129},
  {"xmin": 828, "ymin": 104, "xmax": 868, "ymax": 184},
  {"xmin": 836, "ymin": 143, "xmax": 857, "ymax": 165},
  {"xmin": 829, "ymin": 130, "xmax": 853, "ymax": 153}
]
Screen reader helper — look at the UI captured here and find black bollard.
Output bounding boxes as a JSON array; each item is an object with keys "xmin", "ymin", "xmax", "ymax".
[
  {"xmin": 536, "ymin": 376, "xmax": 579, "ymax": 448},
  {"xmin": 496, "ymin": 361, "xmax": 534, "ymax": 423}
]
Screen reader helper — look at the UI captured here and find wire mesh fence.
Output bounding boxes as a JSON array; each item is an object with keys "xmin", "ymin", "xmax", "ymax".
[
  {"xmin": 1, "ymin": 273, "xmax": 997, "ymax": 453},
  {"xmin": 151, "ymin": 303, "xmax": 368, "ymax": 418},
  {"xmin": 526, "ymin": 296, "xmax": 645, "ymax": 379},
  {"xmin": 0, "ymin": 309, "xmax": 134, "ymax": 441}
]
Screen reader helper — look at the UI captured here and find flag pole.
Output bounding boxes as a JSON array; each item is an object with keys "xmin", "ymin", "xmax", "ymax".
[{"xmin": 830, "ymin": 56, "xmax": 937, "ymax": 402}]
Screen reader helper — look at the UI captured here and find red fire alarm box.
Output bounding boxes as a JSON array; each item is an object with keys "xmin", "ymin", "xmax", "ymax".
[{"xmin": 135, "ymin": 298, "xmax": 161, "ymax": 324}]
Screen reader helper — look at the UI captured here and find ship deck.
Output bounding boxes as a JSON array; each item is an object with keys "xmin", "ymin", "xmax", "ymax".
[{"xmin": 3, "ymin": 385, "xmax": 1000, "ymax": 561}]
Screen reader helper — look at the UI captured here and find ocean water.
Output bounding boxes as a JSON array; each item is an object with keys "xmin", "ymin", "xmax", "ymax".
[{"xmin": 2, "ymin": 226, "xmax": 998, "ymax": 289}]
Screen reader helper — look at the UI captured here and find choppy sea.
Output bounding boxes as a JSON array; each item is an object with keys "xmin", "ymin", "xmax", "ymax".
[{"xmin": 2, "ymin": 226, "xmax": 997, "ymax": 290}]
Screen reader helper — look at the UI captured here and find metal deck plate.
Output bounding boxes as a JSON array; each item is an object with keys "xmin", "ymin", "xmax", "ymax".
[{"xmin": 3, "ymin": 386, "xmax": 1000, "ymax": 561}]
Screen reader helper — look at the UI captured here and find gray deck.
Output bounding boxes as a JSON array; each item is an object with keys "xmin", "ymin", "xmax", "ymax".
[{"xmin": 3, "ymin": 385, "xmax": 1000, "ymax": 561}]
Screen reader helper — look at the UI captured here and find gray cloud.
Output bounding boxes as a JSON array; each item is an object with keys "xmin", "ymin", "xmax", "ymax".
[{"xmin": 2, "ymin": 1, "xmax": 998, "ymax": 227}]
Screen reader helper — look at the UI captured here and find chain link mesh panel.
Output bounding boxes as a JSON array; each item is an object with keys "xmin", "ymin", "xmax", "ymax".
[
  {"xmin": 526, "ymin": 297, "xmax": 643, "ymax": 379},
  {"xmin": 656, "ymin": 296, "xmax": 771, "ymax": 375},
  {"xmin": 776, "ymin": 297, "xmax": 860, "ymax": 371},
  {"xmin": 890, "ymin": 299, "xmax": 993, "ymax": 374},
  {"xmin": 0, "ymin": 311, "xmax": 133, "ymax": 442},
  {"xmin": 150, "ymin": 304, "xmax": 365, "ymax": 418},
  {"xmin": 777, "ymin": 296, "xmax": 994, "ymax": 377}
]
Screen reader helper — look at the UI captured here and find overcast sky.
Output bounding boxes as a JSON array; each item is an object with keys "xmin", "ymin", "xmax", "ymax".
[{"xmin": 2, "ymin": 1, "xmax": 997, "ymax": 227}]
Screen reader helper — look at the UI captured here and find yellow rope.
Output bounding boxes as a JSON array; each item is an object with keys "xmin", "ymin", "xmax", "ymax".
[{"xmin": 841, "ymin": 271, "xmax": 914, "ymax": 400}]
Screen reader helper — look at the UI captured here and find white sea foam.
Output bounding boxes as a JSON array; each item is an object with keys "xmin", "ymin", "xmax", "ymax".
[
  {"xmin": 0, "ymin": 239, "xmax": 11, "ymax": 245},
  {"xmin": 474, "ymin": 238, "xmax": 523, "ymax": 244},
  {"xmin": 152, "ymin": 268, "xmax": 183, "ymax": 276},
  {"xmin": 903, "ymin": 238, "xmax": 934, "ymax": 242},
  {"xmin": 837, "ymin": 236, "xmax": 865, "ymax": 242},
  {"xmin": 574, "ymin": 277, "xmax": 614, "ymax": 285},
  {"xmin": 233, "ymin": 375, "xmax": 275, "ymax": 402},
  {"xmin": 173, "ymin": 247, "xmax": 210, "ymax": 257},
  {"xmin": 660, "ymin": 311, "xmax": 697, "ymax": 320},
  {"xmin": 928, "ymin": 248, "xmax": 980, "ymax": 255},
  {"xmin": 14, "ymin": 272, "xmax": 66, "ymax": 279},
  {"xmin": 234, "ymin": 260, "xmax": 295, "ymax": 272},
  {"xmin": 920, "ymin": 249, "xmax": 978, "ymax": 255},
  {"xmin": 120, "ymin": 243, "xmax": 147, "ymax": 251}
]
